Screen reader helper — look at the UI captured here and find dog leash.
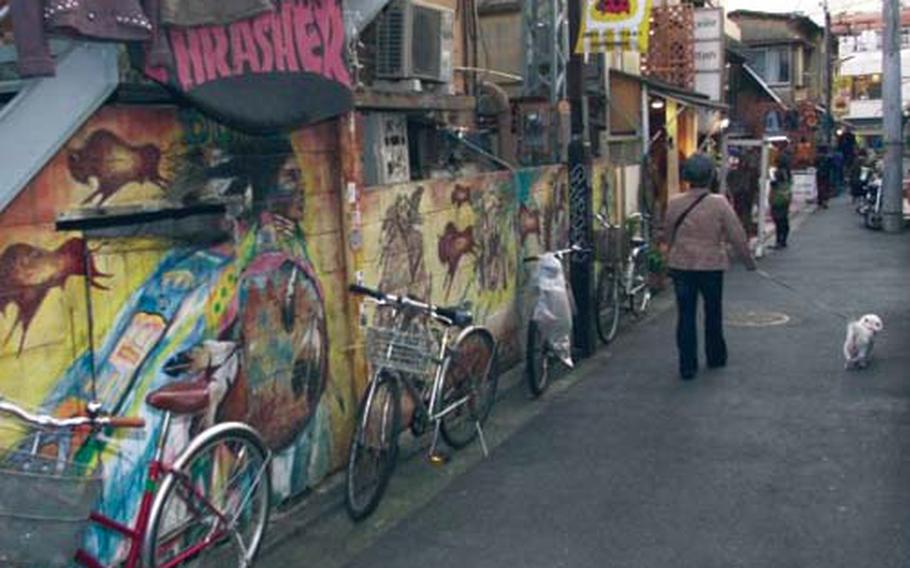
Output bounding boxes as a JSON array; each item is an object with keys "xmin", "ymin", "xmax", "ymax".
[{"xmin": 755, "ymin": 269, "xmax": 852, "ymax": 322}]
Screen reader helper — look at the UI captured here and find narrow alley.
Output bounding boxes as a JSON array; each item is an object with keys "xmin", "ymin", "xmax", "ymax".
[{"xmin": 262, "ymin": 198, "xmax": 910, "ymax": 568}]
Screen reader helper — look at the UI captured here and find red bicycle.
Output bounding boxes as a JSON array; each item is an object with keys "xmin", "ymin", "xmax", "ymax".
[{"xmin": 0, "ymin": 375, "xmax": 271, "ymax": 567}]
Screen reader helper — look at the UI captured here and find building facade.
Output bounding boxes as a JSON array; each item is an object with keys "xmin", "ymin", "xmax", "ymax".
[
  {"xmin": 728, "ymin": 10, "xmax": 827, "ymax": 107},
  {"xmin": 832, "ymin": 10, "xmax": 910, "ymax": 139}
]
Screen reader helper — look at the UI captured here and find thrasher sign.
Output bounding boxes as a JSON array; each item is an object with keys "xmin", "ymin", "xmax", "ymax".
[{"xmin": 143, "ymin": 0, "xmax": 353, "ymax": 133}]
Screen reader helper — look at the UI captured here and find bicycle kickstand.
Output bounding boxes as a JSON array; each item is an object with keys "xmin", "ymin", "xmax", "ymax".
[
  {"xmin": 428, "ymin": 421, "xmax": 448, "ymax": 465},
  {"xmin": 476, "ymin": 420, "xmax": 489, "ymax": 458}
]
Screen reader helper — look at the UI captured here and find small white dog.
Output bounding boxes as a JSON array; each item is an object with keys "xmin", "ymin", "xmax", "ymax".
[{"xmin": 843, "ymin": 314, "xmax": 884, "ymax": 370}]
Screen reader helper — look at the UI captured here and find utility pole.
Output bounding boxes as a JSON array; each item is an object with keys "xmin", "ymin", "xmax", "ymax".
[
  {"xmin": 567, "ymin": 0, "xmax": 595, "ymax": 358},
  {"xmin": 882, "ymin": 0, "xmax": 905, "ymax": 233},
  {"xmin": 823, "ymin": 0, "xmax": 834, "ymax": 147}
]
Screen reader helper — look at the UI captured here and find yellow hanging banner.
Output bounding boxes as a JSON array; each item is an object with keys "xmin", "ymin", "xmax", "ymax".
[{"xmin": 575, "ymin": 0, "xmax": 653, "ymax": 54}]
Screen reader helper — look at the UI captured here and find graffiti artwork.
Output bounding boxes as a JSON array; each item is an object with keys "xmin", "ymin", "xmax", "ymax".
[
  {"xmin": 68, "ymin": 129, "xmax": 170, "ymax": 205},
  {"xmin": 517, "ymin": 204, "xmax": 542, "ymax": 246},
  {"xmin": 0, "ymin": 100, "xmax": 582, "ymax": 565},
  {"xmin": 470, "ymin": 186, "xmax": 513, "ymax": 294},
  {"xmin": 379, "ymin": 187, "xmax": 432, "ymax": 301},
  {"xmin": 0, "ymin": 107, "xmax": 345, "ymax": 564},
  {"xmin": 438, "ymin": 222, "xmax": 476, "ymax": 299},
  {"xmin": 0, "ymin": 238, "xmax": 109, "ymax": 354},
  {"xmin": 542, "ymin": 175, "xmax": 570, "ymax": 251},
  {"xmin": 451, "ymin": 183, "xmax": 472, "ymax": 208},
  {"xmin": 360, "ymin": 167, "xmax": 572, "ymax": 372}
]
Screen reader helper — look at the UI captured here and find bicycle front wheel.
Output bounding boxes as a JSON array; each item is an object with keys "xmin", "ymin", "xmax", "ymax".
[
  {"xmin": 525, "ymin": 321, "xmax": 550, "ymax": 398},
  {"xmin": 144, "ymin": 423, "xmax": 271, "ymax": 568},
  {"xmin": 595, "ymin": 267, "xmax": 621, "ymax": 344},
  {"xmin": 439, "ymin": 328, "xmax": 498, "ymax": 449},
  {"xmin": 345, "ymin": 372, "xmax": 400, "ymax": 521},
  {"xmin": 630, "ymin": 253, "xmax": 652, "ymax": 315}
]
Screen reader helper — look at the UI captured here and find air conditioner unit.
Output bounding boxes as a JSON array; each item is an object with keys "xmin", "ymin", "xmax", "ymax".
[{"xmin": 374, "ymin": 0, "xmax": 454, "ymax": 83}]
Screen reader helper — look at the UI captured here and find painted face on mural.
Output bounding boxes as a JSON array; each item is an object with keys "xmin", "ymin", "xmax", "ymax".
[{"xmin": 273, "ymin": 156, "xmax": 305, "ymax": 221}]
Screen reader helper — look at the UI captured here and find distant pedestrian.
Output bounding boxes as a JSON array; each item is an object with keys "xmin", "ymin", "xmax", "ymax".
[
  {"xmin": 770, "ymin": 169, "xmax": 792, "ymax": 248},
  {"xmin": 839, "ymin": 129, "xmax": 858, "ymax": 189},
  {"xmin": 815, "ymin": 145, "xmax": 833, "ymax": 209},
  {"xmin": 832, "ymin": 149, "xmax": 845, "ymax": 196},
  {"xmin": 661, "ymin": 153, "xmax": 758, "ymax": 381},
  {"xmin": 795, "ymin": 136, "xmax": 814, "ymax": 168}
]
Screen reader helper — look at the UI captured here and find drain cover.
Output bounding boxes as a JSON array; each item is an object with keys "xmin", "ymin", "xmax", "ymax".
[{"xmin": 726, "ymin": 310, "xmax": 791, "ymax": 327}]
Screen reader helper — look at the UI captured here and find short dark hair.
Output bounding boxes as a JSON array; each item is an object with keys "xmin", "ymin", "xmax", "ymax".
[{"xmin": 682, "ymin": 153, "xmax": 716, "ymax": 187}]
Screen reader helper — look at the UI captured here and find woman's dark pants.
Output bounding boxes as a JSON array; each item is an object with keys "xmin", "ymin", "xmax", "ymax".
[
  {"xmin": 671, "ymin": 270, "xmax": 727, "ymax": 378},
  {"xmin": 772, "ymin": 210, "xmax": 790, "ymax": 246}
]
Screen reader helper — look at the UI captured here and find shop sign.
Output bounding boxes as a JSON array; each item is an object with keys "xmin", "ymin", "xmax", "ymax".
[
  {"xmin": 144, "ymin": 0, "xmax": 352, "ymax": 133},
  {"xmin": 693, "ymin": 7, "xmax": 724, "ymax": 102},
  {"xmin": 575, "ymin": 0, "xmax": 653, "ymax": 54}
]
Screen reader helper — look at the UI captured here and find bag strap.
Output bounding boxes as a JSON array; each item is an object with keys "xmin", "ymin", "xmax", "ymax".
[{"xmin": 670, "ymin": 192, "xmax": 710, "ymax": 247}]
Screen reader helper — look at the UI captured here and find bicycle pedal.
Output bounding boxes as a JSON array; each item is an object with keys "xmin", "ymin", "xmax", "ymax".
[{"xmin": 428, "ymin": 452, "xmax": 450, "ymax": 466}]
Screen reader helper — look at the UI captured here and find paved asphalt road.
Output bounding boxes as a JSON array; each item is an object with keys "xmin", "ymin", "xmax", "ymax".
[{"xmin": 261, "ymin": 197, "xmax": 910, "ymax": 568}]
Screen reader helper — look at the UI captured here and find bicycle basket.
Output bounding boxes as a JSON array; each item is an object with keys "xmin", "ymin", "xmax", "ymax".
[
  {"xmin": 594, "ymin": 226, "xmax": 628, "ymax": 263},
  {"xmin": 365, "ymin": 326, "xmax": 437, "ymax": 377},
  {"xmin": 0, "ymin": 447, "xmax": 101, "ymax": 567}
]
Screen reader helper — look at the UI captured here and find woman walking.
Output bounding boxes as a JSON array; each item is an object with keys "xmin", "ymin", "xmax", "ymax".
[
  {"xmin": 662, "ymin": 154, "xmax": 757, "ymax": 381},
  {"xmin": 770, "ymin": 170, "xmax": 792, "ymax": 248}
]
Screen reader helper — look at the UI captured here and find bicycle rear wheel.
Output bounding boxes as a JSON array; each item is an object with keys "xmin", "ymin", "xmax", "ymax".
[
  {"xmin": 144, "ymin": 423, "xmax": 271, "ymax": 568},
  {"xmin": 525, "ymin": 321, "xmax": 551, "ymax": 398},
  {"xmin": 439, "ymin": 328, "xmax": 498, "ymax": 449},
  {"xmin": 865, "ymin": 209, "xmax": 883, "ymax": 230},
  {"xmin": 345, "ymin": 372, "xmax": 400, "ymax": 521},
  {"xmin": 630, "ymin": 252, "xmax": 652, "ymax": 316},
  {"xmin": 595, "ymin": 267, "xmax": 621, "ymax": 344}
]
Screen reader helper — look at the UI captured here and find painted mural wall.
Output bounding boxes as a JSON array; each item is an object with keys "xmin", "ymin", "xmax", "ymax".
[
  {"xmin": 0, "ymin": 105, "xmax": 355, "ymax": 562},
  {"xmin": 354, "ymin": 166, "xmax": 572, "ymax": 369},
  {"xmin": 0, "ymin": 102, "xmax": 596, "ymax": 563},
  {"xmin": 352, "ymin": 157, "xmax": 621, "ymax": 368}
]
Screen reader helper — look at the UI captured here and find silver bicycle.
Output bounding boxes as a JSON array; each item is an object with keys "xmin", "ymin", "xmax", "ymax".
[
  {"xmin": 345, "ymin": 284, "xmax": 498, "ymax": 521},
  {"xmin": 523, "ymin": 245, "xmax": 584, "ymax": 398},
  {"xmin": 595, "ymin": 211, "xmax": 652, "ymax": 344}
]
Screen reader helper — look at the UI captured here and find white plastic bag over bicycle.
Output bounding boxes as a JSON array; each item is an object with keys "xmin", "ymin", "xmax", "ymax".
[{"xmin": 530, "ymin": 252, "xmax": 575, "ymax": 369}]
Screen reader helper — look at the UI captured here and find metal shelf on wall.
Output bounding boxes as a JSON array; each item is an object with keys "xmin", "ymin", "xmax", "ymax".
[{"xmin": 55, "ymin": 197, "xmax": 246, "ymax": 242}]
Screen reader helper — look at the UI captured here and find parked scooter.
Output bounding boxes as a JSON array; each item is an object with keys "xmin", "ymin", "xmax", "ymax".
[
  {"xmin": 858, "ymin": 172, "xmax": 884, "ymax": 229},
  {"xmin": 852, "ymin": 165, "xmax": 875, "ymax": 208},
  {"xmin": 857, "ymin": 163, "xmax": 910, "ymax": 230}
]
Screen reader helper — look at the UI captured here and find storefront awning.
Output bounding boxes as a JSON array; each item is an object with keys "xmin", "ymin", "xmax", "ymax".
[{"xmin": 612, "ymin": 70, "xmax": 729, "ymax": 111}]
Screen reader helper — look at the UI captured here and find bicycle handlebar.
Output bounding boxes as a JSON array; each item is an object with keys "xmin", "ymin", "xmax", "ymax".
[
  {"xmin": 349, "ymin": 284, "xmax": 472, "ymax": 327},
  {"xmin": 0, "ymin": 397, "xmax": 146, "ymax": 430},
  {"xmin": 596, "ymin": 212, "xmax": 651, "ymax": 230},
  {"xmin": 523, "ymin": 244, "xmax": 589, "ymax": 263},
  {"xmin": 349, "ymin": 283, "xmax": 385, "ymax": 302}
]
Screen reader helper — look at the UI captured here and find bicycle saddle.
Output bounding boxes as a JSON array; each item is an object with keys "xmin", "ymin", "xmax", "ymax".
[
  {"xmin": 630, "ymin": 237, "xmax": 648, "ymax": 248},
  {"xmin": 146, "ymin": 380, "xmax": 210, "ymax": 415},
  {"xmin": 436, "ymin": 306, "xmax": 473, "ymax": 327}
]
